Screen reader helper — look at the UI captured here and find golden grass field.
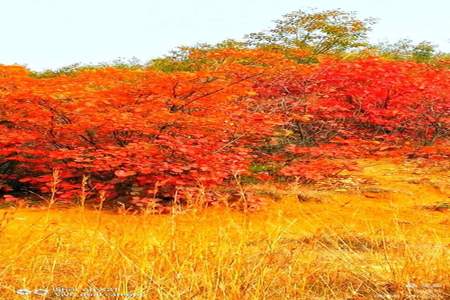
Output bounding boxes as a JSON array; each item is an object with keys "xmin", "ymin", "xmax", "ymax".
[{"xmin": 0, "ymin": 159, "xmax": 448, "ymax": 299}]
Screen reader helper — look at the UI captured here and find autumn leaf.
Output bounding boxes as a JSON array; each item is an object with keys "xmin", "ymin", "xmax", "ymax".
[{"xmin": 114, "ymin": 170, "xmax": 137, "ymax": 178}]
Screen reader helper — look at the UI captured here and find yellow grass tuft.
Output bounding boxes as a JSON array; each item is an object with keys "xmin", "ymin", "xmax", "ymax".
[{"xmin": 0, "ymin": 159, "xmax": 448, "ymax": 299}]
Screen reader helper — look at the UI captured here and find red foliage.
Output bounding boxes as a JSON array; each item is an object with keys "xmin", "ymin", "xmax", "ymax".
[
  {"xmin": 0, "ymin": 50, "xmax": 449, "ymax": 206},
  {"xmin": 279, "ymin": 159, "xmax": 349, "ymax": 181},
  {"xmin": 0, "ymin": 61, "xmax": 278, "ymax": 203}
]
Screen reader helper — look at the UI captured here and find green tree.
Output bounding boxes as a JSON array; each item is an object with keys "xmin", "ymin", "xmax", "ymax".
[
  {"xmin": 376, "ymin": 39, "xmax": 437, "ymax": 62},
  {"xmin": 245, "ymin": 8, "xmax": 376, "ymax": 54},
  {"xmin": 412, "ymin": 41, "xmax": 436, "ymax": 62}
]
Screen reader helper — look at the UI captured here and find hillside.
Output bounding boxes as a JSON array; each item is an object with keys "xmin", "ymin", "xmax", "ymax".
[{"xmin": 1, "ymin": 159, "xmax": 448, "ymax": 299}]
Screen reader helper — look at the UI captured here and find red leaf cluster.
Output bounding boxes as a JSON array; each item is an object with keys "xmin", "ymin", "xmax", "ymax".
[{"xmin": 0, "ymin": 49, "xmax": 448, "ymax": 205}]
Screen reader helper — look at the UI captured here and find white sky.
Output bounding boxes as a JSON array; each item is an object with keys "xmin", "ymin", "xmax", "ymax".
[{"xmin": 1, "ymin": 0, "xmax": 449, "ymax": 70}]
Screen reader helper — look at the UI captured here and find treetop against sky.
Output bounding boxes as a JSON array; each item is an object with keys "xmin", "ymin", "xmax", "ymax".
[{"xmin": 0, "ymin": 0, "xmax": 449, "ymax": 70}]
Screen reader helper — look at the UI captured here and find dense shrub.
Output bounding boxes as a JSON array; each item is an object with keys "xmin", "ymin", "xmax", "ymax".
[{"xmin": 0, "ymin": 50, "xmax": 448, "ymax": 206}]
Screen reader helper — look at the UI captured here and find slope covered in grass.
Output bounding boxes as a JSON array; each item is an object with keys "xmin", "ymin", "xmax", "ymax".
[{"xmin": 0, "ymin": 159, "xmax": 448, "ymax": 299}]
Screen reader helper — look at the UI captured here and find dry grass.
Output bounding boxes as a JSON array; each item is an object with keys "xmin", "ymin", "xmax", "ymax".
[{"xmin": 0, "ymin": 159, "xmax": 449, "ymax": 299}]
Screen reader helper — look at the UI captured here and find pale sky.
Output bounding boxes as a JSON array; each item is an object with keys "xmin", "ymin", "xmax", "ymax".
[{"xmin": 1, "ymin": 0, "xmax": 449, "ymax": 70}]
